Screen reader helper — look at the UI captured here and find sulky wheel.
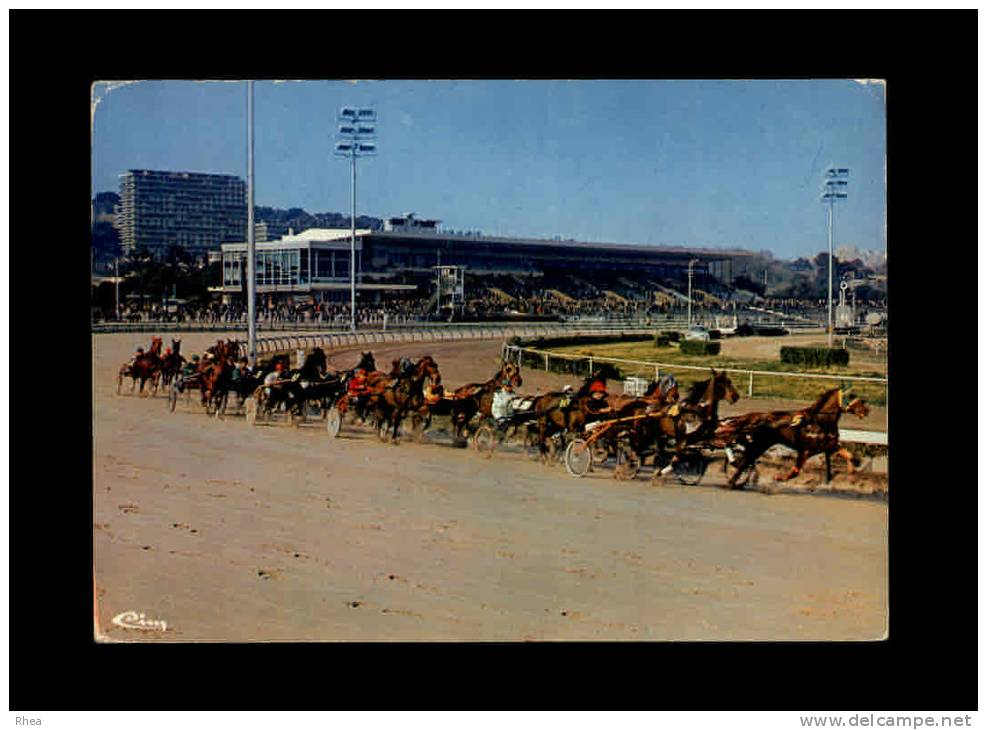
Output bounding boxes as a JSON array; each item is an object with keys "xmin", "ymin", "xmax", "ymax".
[
  {"xmin": 615, "ymin": 445, "xmax": 642, "ymax": 481},
  {"xmin": 326, "ymin": 407, "xmax": 342, "ymax": 438},
  {"xmin": 168, "ymin": 381, "xmax": 179, "ymax": 413},
  {"xmin": 674, "ymin": 451, "xmax": 707, "ymax": 486},
  {"xmin": 564, "ymin": 438, "xmax": 593, "ymax": 478},
  {"xmin": 245, "ymin": 396, "xmax": 258, "ymax": 427},
  {"xmin": 473, "ymin": 424, "xmax": 499, "ymax": 459}
]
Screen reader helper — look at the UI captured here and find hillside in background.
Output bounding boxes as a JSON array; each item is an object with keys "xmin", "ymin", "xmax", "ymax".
[{"xmin": 255, "ymin": 206, "xmax": 382, "ymax": 234}]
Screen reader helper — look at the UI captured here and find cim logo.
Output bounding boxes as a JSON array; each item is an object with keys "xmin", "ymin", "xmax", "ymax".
[{"xmin": 111, "ymin": 610, "xmax": 168, "ymax": 632}]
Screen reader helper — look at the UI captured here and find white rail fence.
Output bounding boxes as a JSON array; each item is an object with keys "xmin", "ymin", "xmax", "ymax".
[
  {"xmin": 501, "ymin": 344, "xmax": 888, "ymax": 396},
  {"xmin": 501, "ymin": 345, "xmax": 888, "ymax": 446}
]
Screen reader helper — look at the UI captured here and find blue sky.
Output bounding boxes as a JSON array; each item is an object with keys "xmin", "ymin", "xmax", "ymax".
[{"xmin": 92, "ymin": 79, "xmax": 885, "ymax": 260}]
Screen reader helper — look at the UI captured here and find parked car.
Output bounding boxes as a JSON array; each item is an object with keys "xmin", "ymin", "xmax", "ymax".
[{"xmin": 684, "ymin": 325, "xmax": 711, "ymax": 342}]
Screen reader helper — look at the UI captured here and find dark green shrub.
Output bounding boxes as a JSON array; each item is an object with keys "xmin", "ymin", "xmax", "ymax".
[
  {"xmin": 780, "ymin": 346, "xmax": 850, "ymax": 367},
  {"xmin": 735, "ymin": 323, "xmax": 755, "ymax": 337},
  {"xmin": 654, "ymin": 334, "xmax": 671, "ymax": 347},
  {"xmin": 661, "ymin": 330, "xmax": 682, "ymax": 342},
  {"xmin": 530, "ymin": 334, "xmax": 652, "ymax": 349},
  {"xmin": 679, "ymin": 340, "xmax": 721, "ymax": 356},
  {"xmin": 755, "ymin": 326, "xmax": 788, "ymax": 337}
]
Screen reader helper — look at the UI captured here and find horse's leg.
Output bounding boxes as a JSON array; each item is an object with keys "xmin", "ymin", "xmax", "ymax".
[
  {"xmin": 726, "ymin": 441, "xmax": 768, "ymax": 489},
  {"xmin": 391, "ymin": 404, "xmax": 402, "ymax": 442},
  {"xmin": 777, "ymin": 450, "xmax": 809, "ymax": 481},
  {"xmin": 824, "ymin": 450, "xmax": 832, "ymax": 484},
  {"xmin": 538, "ymin": 416, "xmax": 553, "ymax": 462},
  {"xmin": 835, "ymin": 446, "xmax": 859, "ymax": 475},
  {"xmin": 657, "ymin": 426, "xmax": 683, "ymax": 477}
]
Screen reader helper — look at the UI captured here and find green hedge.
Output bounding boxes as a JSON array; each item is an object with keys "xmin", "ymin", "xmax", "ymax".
[
  {"xmin": 780, "ymin": 346, "xmax": 850, "ymax": 367},
  {"xmin": 755, "ymin": 326, "xmax": 788, "ymax": 337},
  {"xmin": 679, "ymin": 340, "xmax": 721, "ymax": 356},
  {"xmin": 654, "ymin": 334, "xmax": 672, "ymax": 347}
]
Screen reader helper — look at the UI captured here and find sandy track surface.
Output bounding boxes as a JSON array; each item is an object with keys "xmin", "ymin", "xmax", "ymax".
[{"xmin": 94, "ymin": 332, "xmax": 888, "ymax": 641}]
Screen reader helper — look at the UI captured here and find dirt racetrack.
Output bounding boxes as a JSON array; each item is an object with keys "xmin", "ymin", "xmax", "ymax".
[{"xmin": 93, "ymin": 331, "xmax": 888, "ymax": 641}]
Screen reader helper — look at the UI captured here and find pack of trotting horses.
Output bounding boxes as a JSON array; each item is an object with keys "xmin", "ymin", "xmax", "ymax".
[{"xmin": 117, "ymin": 335, "xmax": 871, "ymax": 490}]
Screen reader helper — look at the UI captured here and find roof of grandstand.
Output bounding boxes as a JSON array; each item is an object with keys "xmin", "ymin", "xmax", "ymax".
[{"xmin": 369, "ymin": 229, "xmax": 755, "ymax": 258}]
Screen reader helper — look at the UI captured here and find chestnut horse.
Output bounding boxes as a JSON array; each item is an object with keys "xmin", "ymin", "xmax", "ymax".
[
  {"xmin": 531, "ymin": 370, "xmax": 617, "ymax": 460},
  {"xmin": 448, "ymin": 361, "xmax": 524, "ymax": 436},
  {"xmin": 159, "ymin": 338, "xmax": 185, "ymax": 387},
  {"xmin": 196, "ymin": 340, "xmax": 240, "ymax": 411},
  {"xmin": 714, "ymin": 388, "xmax": 871, "ymax": 488},
  {"xmin": 371, "ymin": 356, "xmax": 442, "ymax": 442},
  {"xmin": 618, "ymin": 369, "xmax": 741, "ymax": 480},
  {"xmin": 118, "ymin": 337, "xmax": 164, "ymax": 396}
]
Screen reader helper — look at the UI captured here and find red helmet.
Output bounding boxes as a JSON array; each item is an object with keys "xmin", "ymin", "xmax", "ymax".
[{"xmin": 589, "ymin": 380, "xmax": 607, "ymax": 393}]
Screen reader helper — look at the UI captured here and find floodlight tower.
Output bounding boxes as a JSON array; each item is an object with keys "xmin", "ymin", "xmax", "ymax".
[
  {"xmin": 246, "ymin": 80, "xmax": 256, "ymax": 365},
  {"xmin": 334, "ymin": 107, "xmax": 377, "ymax": 332},
  {"xmin": 821, "ymin": 167, "xmax": 849, "ymax": 346}
]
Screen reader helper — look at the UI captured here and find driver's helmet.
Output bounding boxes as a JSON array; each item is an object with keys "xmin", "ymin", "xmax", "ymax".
[
  {"xmin": 135, "ymin": 346, "xmax": 144, "ymax": 354},
  {"xmin": 191, "ymin": 354, "xmax": 200, "ymax": 362},
  {"xmin": 562, "ymin": 384, "xmax": 574, "ymax": 394}
]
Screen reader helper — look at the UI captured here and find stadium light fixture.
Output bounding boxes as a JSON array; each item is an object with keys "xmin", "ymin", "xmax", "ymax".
[
  {"xmin": 334, "ymin": 106, "xmax": 377, "ymax": 332},
  {"xmin": 821, "ymin": 167, "xmax": 849, "ymax": 347}
]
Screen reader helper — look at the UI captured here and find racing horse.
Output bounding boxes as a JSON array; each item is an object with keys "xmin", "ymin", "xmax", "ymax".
[
  {"xmin": 608, "ymin": 373, "xmax": 680, "ymax": 415},
  {"xmin": 371, "ymin": 356, "xmax": 442, "ymax": 443},
  {"xmin": 531, "ymin": 370, "xmax": 616, "ymax": 461},
  {"xmin": 117, "ymin": 337, "xmax": 165, "ymax": 396},
  {"xmin": 159, "ymin": 338, "xmax": 185, "ymax": 387},
  {"xmin": 438, "ymin": 362, "xmax": 524, "ymax": 435},
  {"xmin": 623, "ymin": 369, "xmax": 741, "ymax": 481},
  {"xmin": 714, "ymin": 388, "xmax": 870, "ymax": 488},
  {"xmin": 270, "ymin": 348, "xmax": 337, "ymax": 423},
  {"xmin": 330, "ymin": 351, "xmax": 380, "ymax": 426},
  {"xmin": 196, "ymin": 342, "xmax": 239, "ymax": 413}
]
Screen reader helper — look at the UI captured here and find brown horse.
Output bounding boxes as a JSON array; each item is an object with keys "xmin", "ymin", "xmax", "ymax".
[
  {"xmin": 532, "ymin": 370, "xmax": 616, "ymax": 461},
  {"xmin": 608, "ymin": 374, "xmax": 680, "ymax": 416},
  {"xmin": 624, "ymin": 369, "xmax": 741, "ymax": 481},
  {"xmin": 448, "ymin": 361, "xmax": 524, "ymax": 436},
  {"xmin": 159, "ymin": 338, "xmax": 185, "ymax": 387},
  {"xmin": 714, "ymin": 388, "xmax": 871, "ymax": 488},
  {"xmin": 370, "ymin": 356, "xmax": 442, "ymax": 442},
  {"xmin": 197, "ymin": 341, "xmax": 238, "ymax": 411},
  {"xmin": 117, "ymin": 337, "xmax": 165, "ymax": 396}
]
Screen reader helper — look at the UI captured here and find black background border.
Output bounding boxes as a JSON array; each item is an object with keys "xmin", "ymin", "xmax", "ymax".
[{"xmin": 8, "ymin": 9, "xmax": 977, "ymax": 711}]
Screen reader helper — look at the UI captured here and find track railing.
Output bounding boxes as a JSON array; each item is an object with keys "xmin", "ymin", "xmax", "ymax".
[
  {"xmin": 250, "ymin": 324, "xmax": 660, "ymax": 356},
  {"xmin": 501, "ymin": 343, "xmax": 888, "ymax": 400},
  {"xmin": 91, "ymin": 315, "xmax": 825, "ymax": 335}
]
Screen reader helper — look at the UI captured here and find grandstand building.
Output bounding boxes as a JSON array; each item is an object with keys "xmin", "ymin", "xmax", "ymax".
[{"xmin": 219, "ymin": 220, "xmax": 753, "ymax": 305}]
